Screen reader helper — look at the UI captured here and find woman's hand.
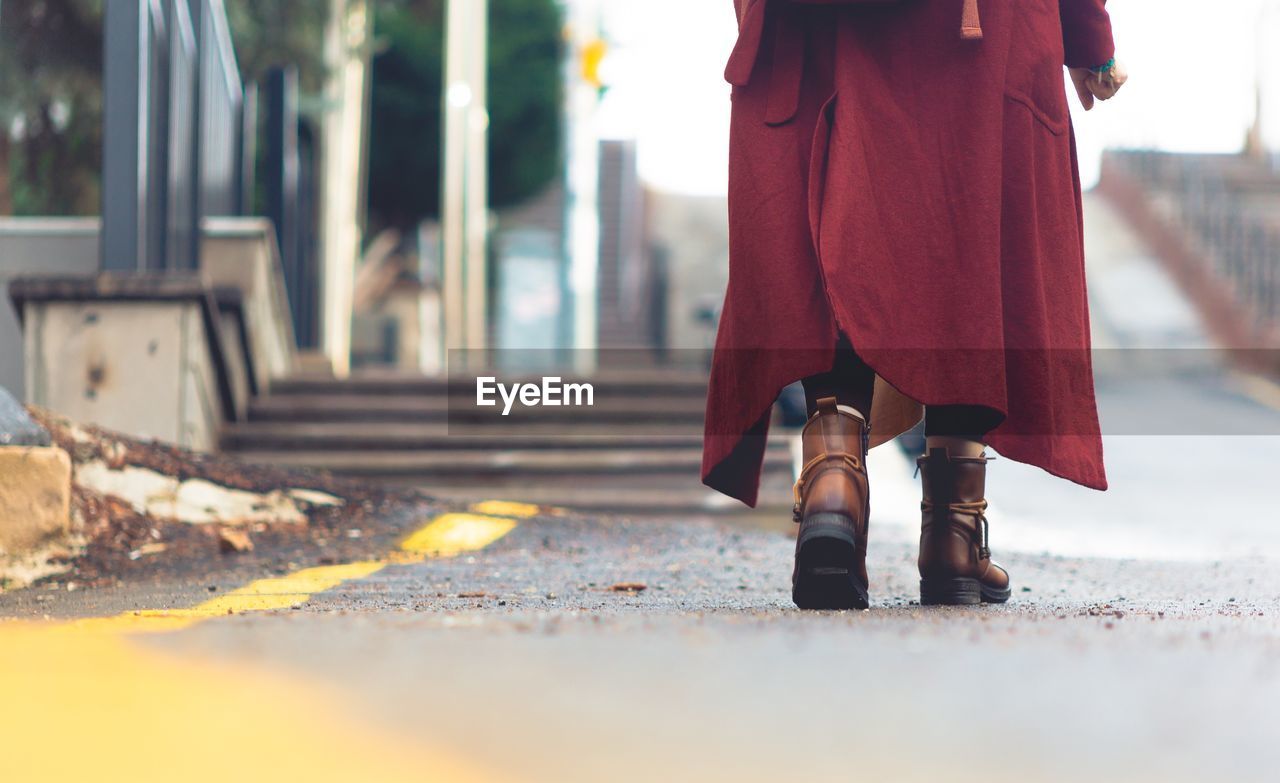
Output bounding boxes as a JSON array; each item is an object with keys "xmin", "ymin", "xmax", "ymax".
[{"xmin": 1069, "ymin": 59, "xmax": 1128, "ymax": 111}]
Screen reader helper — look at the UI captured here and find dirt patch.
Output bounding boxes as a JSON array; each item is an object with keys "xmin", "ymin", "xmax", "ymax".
[
  {"xmin": 20, "ymin": 407, "xmax": 449, "ymax": 589},
  {"xmin": 30, "ymin": 407, "xmax": 386, "ymax": 499}
]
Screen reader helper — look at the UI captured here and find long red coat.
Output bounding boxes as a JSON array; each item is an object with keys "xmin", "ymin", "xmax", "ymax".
[{"xmin": 703, "ymin": 0, "xmax": 1116, "ymax": 506}]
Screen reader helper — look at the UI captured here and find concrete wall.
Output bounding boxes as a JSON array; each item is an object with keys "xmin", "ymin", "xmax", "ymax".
[
  {"xmin": 23, "ymin": 300, "xmax": 221, "ymax": 450},
  {"xmin": 0, "ymin": 219, "xmax": 100, "ymax": 396},
  {"xmin": 4, "ymin": 217, "xmax": 298, "ymax": 451},
  {"xmin": 3, "ymin": 217, "xmax": 297, "ymax": 403}
]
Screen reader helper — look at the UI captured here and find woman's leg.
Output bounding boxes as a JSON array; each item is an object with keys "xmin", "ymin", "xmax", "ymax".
[
  {"xmin": 792, "ymin": 335, "xmax": 875, "ymax": 610},
  {"xmin": 918, "ymin": 404, "xmax": 1011, "ymax": 605},
  {"xmin": 801, "ymin": 336, "xmax": 875, "ymax": 419},
  {"xmin": 923, "ymin": 405, "xmax": 1004, "ymax": 456}
]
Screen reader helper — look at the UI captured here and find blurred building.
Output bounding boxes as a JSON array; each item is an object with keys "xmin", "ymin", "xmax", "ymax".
[
  {"xmin": 596, "ymin": 140, "xmax": 665, "ymax": 363},
  {"xmin": 362, "ymin": 138, "xmax": 682, "ymax": 372},
  {"xmin": 644, "ymin": 191, "xmax": 729, "ymax": 360}
]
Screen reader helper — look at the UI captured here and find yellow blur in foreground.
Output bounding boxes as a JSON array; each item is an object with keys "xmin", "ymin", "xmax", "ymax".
[
  {"xmin": 0, "ymin": 511, "xmax": 523, "ymax": 780},
  {"xmin": 0, "ymin": 623, "xmax": 503, "ymax": 782}
]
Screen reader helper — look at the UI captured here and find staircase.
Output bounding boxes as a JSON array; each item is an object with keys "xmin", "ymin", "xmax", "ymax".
[{"xmin": 221, "ymin": 369, "xmax": 797, "ymax": 518}]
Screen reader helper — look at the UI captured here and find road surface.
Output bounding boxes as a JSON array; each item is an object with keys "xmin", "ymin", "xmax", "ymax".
[{"xmin": 2, "ymin": 194, "xmax": 1279, "ymax": 781}]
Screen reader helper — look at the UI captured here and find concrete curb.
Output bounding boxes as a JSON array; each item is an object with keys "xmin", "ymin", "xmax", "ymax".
[
  {"xmin": 0, "ymin": 445, "xmax": 73, "ymax": 571},
  {"xmin": 1, "ymin": 388, "xmax": 75, "ymax": 587}
]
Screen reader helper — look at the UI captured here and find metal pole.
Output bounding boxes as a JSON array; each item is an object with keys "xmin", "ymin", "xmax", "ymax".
[
  {"xmin": 143, "ymin": 0, "xmax": 171, "ymax": 270},
  {"xmin": 264, "ymin": 67, "xmax": 306, "ymax": 345},
  {"xmin": 167, "ymin": 0, "xmax": 199, "ymax": 270},
  {"xmin": 183, "ymin": 0, "xmax": 208, "ymax": 266},
  {"xmin": 464, "ymin": 0, "xmax": 489, "ymax": 360},
  {"xmin": 101, "ymin": 0, "xmax": 152, "ymax": 271},
  {"xmin": 441, "ymin": 0, "xmax": 471, "ymax": 365},
  {"xmin": 317, "ymin": 0, "xmax": 369, "ymax": 377},
  {"xmin": 237, "ymin": 83, "xmax": 258, "ymax": 216},
  {"xmin": 565, "ymin": 0, "xmax": 601, "ymax": 373}
]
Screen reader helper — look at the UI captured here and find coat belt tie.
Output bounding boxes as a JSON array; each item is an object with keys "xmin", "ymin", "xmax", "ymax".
[
  {"xmin": 961, "ymin": 0, "xmax": 983, "ymax": 40},
  {"xmin": 725, "ymin": 0, "xmax": 985, "ymax": 123}
]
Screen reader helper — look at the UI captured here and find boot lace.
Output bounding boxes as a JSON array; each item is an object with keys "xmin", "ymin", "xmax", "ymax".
[
  {"xmin": 920, "ymin": 498, "xmax": 990, "ymax": 560},
  {"xmin": 792, "ymin": 451, "xmax": 864, "ymax": 523}
]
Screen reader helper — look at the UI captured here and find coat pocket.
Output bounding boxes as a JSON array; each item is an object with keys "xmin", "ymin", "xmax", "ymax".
[
  {"xmin": 1004, "ymin": 89, "xmax": 1067, "ymax": 136},
  {"xmin": 1003, "ymin": 0, "xmax": 1070, "ymax": 136}
]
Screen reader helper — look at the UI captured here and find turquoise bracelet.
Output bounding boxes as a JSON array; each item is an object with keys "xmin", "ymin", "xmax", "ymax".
[{"xmin": 1091, "ymin": 57, "xmax": 1116, "ymax": 74}]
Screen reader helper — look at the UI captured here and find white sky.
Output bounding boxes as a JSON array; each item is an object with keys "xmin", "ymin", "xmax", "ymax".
[{"xmin": 592, "ymin": 0, "xmax": 1280, "ymax": 194}]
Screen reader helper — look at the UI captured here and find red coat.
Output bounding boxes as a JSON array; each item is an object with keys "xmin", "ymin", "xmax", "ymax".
[{"xmin": 703, "ymin": 0, "xmax": 1116, "ymax": 506}]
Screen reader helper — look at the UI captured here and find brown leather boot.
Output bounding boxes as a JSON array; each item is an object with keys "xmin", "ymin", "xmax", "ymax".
[
  {"xmin": 791, "ymin": 397, "xmax": 870, "ymax": 610},
  {"xmin": 917, "ymin": 448, "xmax": 1011, "ymax": 605}
]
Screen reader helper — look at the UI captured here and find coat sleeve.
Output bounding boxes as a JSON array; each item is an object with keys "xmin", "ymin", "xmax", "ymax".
[{"xmin": 1060, "ymin": 0, "xmax": 1115, "ymax": 69}]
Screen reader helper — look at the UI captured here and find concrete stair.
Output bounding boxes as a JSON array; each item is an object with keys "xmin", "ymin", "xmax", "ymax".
[{"xmin": 221, "ymin": 370, "xmax": 798, "ymax": 518}]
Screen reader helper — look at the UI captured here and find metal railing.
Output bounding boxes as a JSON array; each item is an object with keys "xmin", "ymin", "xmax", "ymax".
[
  {"xmin": 103, "ymin": 0, "xmax": 231, "ymax": 270},
  {"xmin": 99, "ymin": 0, "xmax": 316, "ymax": 345},
  {"xmin": 263, "ymin": 66, "xmax": 319, "ymax": 349},
  {"xmin": 1116, "ymin": 150, "xmax": 1280, "ymax": 330},
  {"xmin": 193, "ymin": 0, "xmax": 247, "ymax": 220}
]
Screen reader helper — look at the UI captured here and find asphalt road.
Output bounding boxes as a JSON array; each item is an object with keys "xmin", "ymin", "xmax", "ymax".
[
  {"xmin": 166, "ymin": 544, "xmax": 1280, "ymax": 783},
  {"xmin": 6, "ymin": 501, "xmax": 1277, "ymax": 782},
  {"xmin": 4, "ymin": 195, "xmax": 1280, "ymax": 781}
]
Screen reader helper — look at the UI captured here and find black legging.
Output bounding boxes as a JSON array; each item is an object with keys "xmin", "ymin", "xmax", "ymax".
[{"xmin": 801, "ymin": 335, "xmax": 1004, "ymax": 440}]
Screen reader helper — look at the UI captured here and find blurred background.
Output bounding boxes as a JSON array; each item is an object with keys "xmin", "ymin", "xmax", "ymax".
[
  {"xmin": 5, "ymin": 9, "xmax": 1280, "ymax": 775},
  {"xmin": 2, "ymin": 0, "xmax": 1280, "ymax": 529}
]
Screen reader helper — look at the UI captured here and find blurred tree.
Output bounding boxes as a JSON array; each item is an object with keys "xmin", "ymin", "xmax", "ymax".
[
  {"xmin": 0, "ymin": 0, "xmax": 104, "ymax": 216},
  {"xmin": 223, "ymin": 0, "xmax": 331, "ymax": 93},
  {"xmin": 367, "ymin": 0, "xmax": 563, "ymax": 231},
  {"xmin": 0, "ymin": 0, "xmax": 331, "ymax": 217},
  {"xmin": 0, "ymin": 0, "xmax": 561, "ymax": 227}
]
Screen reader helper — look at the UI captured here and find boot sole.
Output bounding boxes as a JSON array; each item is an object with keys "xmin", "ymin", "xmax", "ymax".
[
  {"xmin": 793, "ymin": 514, "xmax": 869, "ymax": 611},
  {"xmin": 919, "ymin": 577, "xmax": 1012, "ymax": 606}
]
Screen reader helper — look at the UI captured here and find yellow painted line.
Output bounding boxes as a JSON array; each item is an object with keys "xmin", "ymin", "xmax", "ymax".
[
  {"xmin": 195, "ymin": 560, "xmax": 386, "ymax": 613},
  {"xmin": 470, "ymin": 499, "xmax": 541, "ymax": 518},
  {"xmin": 399, "ymin": 512, "xmax": 518, "ymax": 558},
  {"xmin": 0, "ymin": 623, "xmax": 506, "ymax": 782},
  {"xmin": 70, "ymin": 513, "xmax": 521, "ymax": 634},
  {"xmin": 72, "ymin": 560, "xmax": 386, "ymax": 634}
]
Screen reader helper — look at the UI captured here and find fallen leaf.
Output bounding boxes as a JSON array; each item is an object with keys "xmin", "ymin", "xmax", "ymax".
[
  {"xmin": 609, "ymin": 582, "xmax": 647, "ymax": 593},
  {"xmin": 218, "ymin": 528, "xmax": 254, "ymax": 554},
  {"xmin": 127, "ymin": 542, "xmax": 168, "ymax": 560}
]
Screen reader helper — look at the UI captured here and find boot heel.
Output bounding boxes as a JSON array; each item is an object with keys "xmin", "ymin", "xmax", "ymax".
[
  {"xmin": 920, "ymin": 577, "xmax": 982, "ymax": 606},
  {"xmin": 793, "ymin": 513, "xmax": 869, "ymax": 611}
]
